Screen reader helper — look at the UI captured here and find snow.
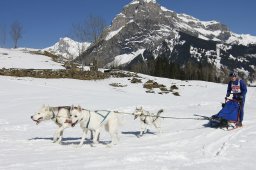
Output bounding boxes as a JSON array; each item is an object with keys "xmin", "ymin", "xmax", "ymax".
[
  {"xmin": 160, "ymin": 6, "xmax": 174, "ymax": 13},
  {"xmin": 107, "ymin": 49, "xmax": 145, "ymax": 67},
  {"xmin": 227, "ymin": 33, "xmax": 256, "ymax": 46},
  {"xmin": 44, "ymin": 37, "xmax": 91, "ymax": 60},
  {"xmin": 194, "ymin": 28, "xmax": 222, "ymax": 37},
  {"xmin": 0, "ymin": 72, "xmax": 256, "ymax": 170},
  {"xmin": 105, "ymin": 27, "xmax": 124, "ymax": 41},
  {"xmin": 131, "ymin": 0, "xmax": 156, "ymax": 4},
  {"xmin": 0, "ymin": 48, "xmax": 64, "ymax": 69},
  {"xmin": 177, "ymin": 12, "xmax": 256, "ymax": 46}
]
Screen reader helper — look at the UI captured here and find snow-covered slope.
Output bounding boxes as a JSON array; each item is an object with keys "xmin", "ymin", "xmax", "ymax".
[
  {"xmin": 44, "ymin": 37, "xmax": 91, "ymax": 60},
  {"xmin": 0, "ymin": 74, "xmax": 255, "ymax": 170},
  {"xmin": 0, "ymin": 48, "xmax": 64, "ymax": 69}
]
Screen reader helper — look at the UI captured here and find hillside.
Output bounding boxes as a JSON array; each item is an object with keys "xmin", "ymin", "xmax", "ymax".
[{"xmin": 0, "ymin": 48, "xmax": 64, "ymax": 70}]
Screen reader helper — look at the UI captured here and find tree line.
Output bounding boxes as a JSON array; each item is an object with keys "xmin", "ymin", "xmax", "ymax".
[{"xmin": 129, "ymin": 56, "xmax": 221, "ymax": 83}]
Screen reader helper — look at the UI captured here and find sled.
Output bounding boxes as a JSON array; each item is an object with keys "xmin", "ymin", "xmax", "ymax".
[{"xmin": 209, "ymin": 99, "xmax": 241, "ymax": 129}]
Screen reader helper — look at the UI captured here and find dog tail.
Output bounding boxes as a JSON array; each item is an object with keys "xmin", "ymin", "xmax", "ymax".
[
  {"xmin": 153, "ymin": 109, "xmax": 163, "ymax": 122},
  {"xmin": 157, "ymin": 109, "xmax": 164, "ymax": 117}
]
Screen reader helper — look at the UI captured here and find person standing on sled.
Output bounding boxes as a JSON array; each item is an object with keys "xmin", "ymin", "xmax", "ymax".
[{"xmin": 226, "ymin": 71, "xmax": 247, "ymax": 127}]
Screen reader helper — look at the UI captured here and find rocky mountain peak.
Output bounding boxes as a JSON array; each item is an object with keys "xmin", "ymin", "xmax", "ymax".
[{"xmin": 78, "ymin": 0, "xmax": 256, "ymax": 83}]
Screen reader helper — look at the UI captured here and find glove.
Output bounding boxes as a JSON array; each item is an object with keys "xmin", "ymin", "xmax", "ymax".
[
  {"xmin": 211, "ymin": 115, "xmax": 218, "ymax": 119},
  {"xmin": 226, "ymin": 94, "xmax": 230, "ymax": 97}
]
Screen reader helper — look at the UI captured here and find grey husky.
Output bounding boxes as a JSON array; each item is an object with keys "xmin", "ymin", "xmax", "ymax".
[
  {"xmin": 133, "ymin": 106, "xmax": 163, "ymax": 137},
  {"xmin": 31, "ymin": 105, "xmax": 95, "ymax": 144}
]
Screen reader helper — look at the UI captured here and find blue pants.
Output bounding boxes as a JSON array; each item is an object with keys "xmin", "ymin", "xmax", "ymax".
[{"xmin": 239, "ymin": 98, "xmax": 245, "ymax": 122}]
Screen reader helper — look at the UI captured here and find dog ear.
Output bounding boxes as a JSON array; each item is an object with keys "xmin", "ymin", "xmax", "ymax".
[
  {"xmin": 78, "ymin": 105, "xmax": 82, "ymax": 112},
  {"xmin": 45, "ymin": 105, "xmax": 50, "ymax": 111}
]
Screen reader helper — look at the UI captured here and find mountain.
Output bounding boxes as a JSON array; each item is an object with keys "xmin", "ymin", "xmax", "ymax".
[
  {"xmin": 77, "ymin": 0, "xmax": 256, "ymax": 83},
  {"xmin": 44, "ymin": 37, "xmax": 91, "ymax": 60}
]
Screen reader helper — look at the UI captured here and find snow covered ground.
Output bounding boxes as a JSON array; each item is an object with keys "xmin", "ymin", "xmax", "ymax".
[
  {"xmin": 0, "ymin": 74, "xmax": 256, "ymax": 170},
  {"xmin": 0, "ymin": 48, "xmax": 64, "ymax": 69}
]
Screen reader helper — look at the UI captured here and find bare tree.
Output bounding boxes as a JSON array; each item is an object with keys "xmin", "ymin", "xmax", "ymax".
[
  {"xmin": 87, "ymin": 15, "xmax": 106, "ymax": 43},
  {"xmin": 71, "ymin": 22, "xmax": 88, "ymax": 43},
  {"xmin": 71, "ymin": 22, "xmax": 88, "ymax": 57},
  {"xmin": 0, "ymin": 24, "xmax": 6, "ymax": 47},
  {"xmin": 71, "ymin": 15, "xmax": 106, "ymax": 70},
  {"xmin": 10, "ymin": 21, "xmax": 23, "ymax": 48},
  {"xmin": 72, "ymin": 15, "xmax": 106, "ymax": 43}
]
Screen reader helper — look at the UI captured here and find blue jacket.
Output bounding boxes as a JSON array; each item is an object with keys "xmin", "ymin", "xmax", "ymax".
[{"xmin": 227, "ymin": 79, "xmax": 247, "ymax": 99}]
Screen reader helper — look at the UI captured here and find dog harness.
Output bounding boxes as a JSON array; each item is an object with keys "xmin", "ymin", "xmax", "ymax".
[
  {"xmin": 95, "ymin": 110, "xmax": 111, "ymax": 124},
  {"xmin": 50, "ymin": 109, "xmax": 62, "ymax": 126},
  {"xmin": 85, "ymin": 111, "xmax": 91, "ymax": 128}
]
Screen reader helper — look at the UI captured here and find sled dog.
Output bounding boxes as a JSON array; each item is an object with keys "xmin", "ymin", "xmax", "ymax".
[
  {"xmin": 31, "ymin": 105, "xmax": 72, "ymax": 143},
  {"xmin": 69, "ymin": 105, "xmax": 119, "ymax": 146},
  {"xmin": 31, "ymin": 105, "xmax": 96, "ymax": 144},
  {"xmin": 133, "ymin": 106, "xmax": 163, "ymax": 137}
]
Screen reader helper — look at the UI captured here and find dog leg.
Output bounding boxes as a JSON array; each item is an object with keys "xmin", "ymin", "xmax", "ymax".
[
  {"xmin": 57, "ymin": 131, "xmax": 63, "ymax": 144},
  {"xmin": 153, "ymin": 121, "xmax": 161, "ymax": 135},
  {"xmin": 89, "ymin": 130, "xmax": 100, "ymax": 142},
  {"xmin": 53, "ymin": 127, "xmax": 62, "ymax": 143},
  {"xmin": 56, "ymin": 124, "xmax": 70, "ymax": 144},
  {"xmin": 92, "ymin": 130, "xmax": 100, "ymax": 145},
  {"xmin": 90, "ymin": 130, "xmax": 93, "ymax": 140},
  {"xmin": 144, "ymin": 125, "xmax": 149, "ymax": 134},
  {"xmin": 79, "ymin": 128, "xmax": 88, "ymax": 146},
  {"xmin": 139, "ymin": 123, "xmax": 146, "ymax": 137}
]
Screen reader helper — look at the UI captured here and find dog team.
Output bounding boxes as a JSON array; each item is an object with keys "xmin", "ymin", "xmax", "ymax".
[{"xmin": 31, "ymin": 105, "xmax": 164, "ymax": 146}]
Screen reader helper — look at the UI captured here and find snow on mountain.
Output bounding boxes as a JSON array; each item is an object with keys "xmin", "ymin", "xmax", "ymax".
[
  {"xmin": 0, "ymin": 48, "xmax": 64, "ymax": 69},
  {"xmin": 226, "ymin": 33, "xmax": 256, "ymax": 46},
  {"xmin": 44, "ymin": 37, "xmax": 91, "ymax": 60},
  {"xmin": 77, "ymin": 0, "xmax": 256, "ymax": 82},
  {"xmin": 133, "ymin": 0, "xmax": 156, "ymax": 3},
  {"xmin": 107, "ymin": 49, "xmax": 145, "ymax": 67},
  {"xmin": 176, "ymin": 13, "xmax": 256, "ymax": 45},
  {"xmin": 0, "ymin": 73, "xmax": 256, "ymax": 169}
]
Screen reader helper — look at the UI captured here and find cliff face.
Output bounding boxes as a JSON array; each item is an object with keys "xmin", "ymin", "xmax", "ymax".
[{"xmin": 78, "ymin": 0, "xmax": 256, "ymax": 82}]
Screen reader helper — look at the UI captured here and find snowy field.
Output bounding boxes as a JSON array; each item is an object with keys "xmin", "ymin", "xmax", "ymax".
[
  {"xmin": 0, "ymin": 48, "xmax": 64, "ymax": 69},
  {"xmin": 0, "ymin": 74, "xmax": 256, "ymax": 170}
]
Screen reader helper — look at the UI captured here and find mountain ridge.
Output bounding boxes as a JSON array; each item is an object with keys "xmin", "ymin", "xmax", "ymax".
[{"xmin": 77, "ymin": 0, "xmax": 256, "ymax": 82}]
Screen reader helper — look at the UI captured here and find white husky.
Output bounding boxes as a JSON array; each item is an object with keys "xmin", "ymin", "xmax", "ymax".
[
  {"xmin": 69, "ymin": 105, "xmax": 119, "ymax": 146},
  {"xmin": 133, "ymin": 106, "xmax": 163, "ymax": 137},
  {"xmin": 31, "ymin": 105, "xmax": 72, "ymax": 143}
]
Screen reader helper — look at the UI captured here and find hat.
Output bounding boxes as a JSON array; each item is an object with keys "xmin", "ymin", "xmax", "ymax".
[{"xmin": 229, "ymin": 71, "xmax": 237, "ymax": 77}]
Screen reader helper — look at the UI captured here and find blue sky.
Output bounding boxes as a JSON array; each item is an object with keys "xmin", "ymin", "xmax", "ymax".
[{"xmin": 0, "ymin": 0, "xmax": 255, "ymax": 49}]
